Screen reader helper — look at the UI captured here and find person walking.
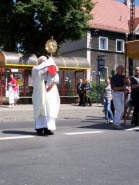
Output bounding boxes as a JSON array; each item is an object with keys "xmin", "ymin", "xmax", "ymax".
[
  {"xmin": 37, "ymin": 57, "xmax": 60, "ymax": 134},
  {"xmin": 130, "ymin": 66, "xmax": 139, "ymax": 126},
  {"xmin": 77, "ymin": 79, "xmax": 84, "ymax": 106},
  {"xmin": 110, "ymin": 65, "xmax": 128, "ymax": 129},
  {"xmin": 32, "ymin": 56, "xmax": 60, "ymax": 136},
  {"xmin": 8, "ymin": 73, "xmax": 17, "ymax": 108},
  {"xmin": 108, "ymin": 76, "xmax": 115, "ymax": 116},
  {"xmin": 124, "ymin": 77, "xmax": 132, "ymax": 119},
  {"xmin": 102, "ymin": 78, "xmax": 114, "ymax": 124}
]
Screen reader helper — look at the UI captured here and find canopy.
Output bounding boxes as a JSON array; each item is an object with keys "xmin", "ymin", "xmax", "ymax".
[
  {"xmin": 53, "ymin": 56, "xmax": 90, "ymax": 70},
  {"xmin": 126, "ymin": 40, "xmax": 139, "ymax": 60},
  {"xmin": 0, "ymin": 51, "xmax": 38, "ymax": 68},
  {"xmin": 0, "ymin": 51, "xmax": 90, "ymax": 70}
]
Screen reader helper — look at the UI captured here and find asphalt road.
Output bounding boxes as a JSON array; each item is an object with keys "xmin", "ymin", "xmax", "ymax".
[{"xmin": 0, "ymin": 118, "xmax": 139, "ymax": 185}]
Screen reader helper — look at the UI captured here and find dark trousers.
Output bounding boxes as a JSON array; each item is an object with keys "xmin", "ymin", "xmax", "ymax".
[
  {"xmin": 108, "ymin": 100, "xmax": 115, "ymax": 118},
  {"xmin": 131, "ymin": 91, "xmax": 139, "ymax": 125},
  {"xmin": 82, "ymin": 92, "xmax": 92, "ymax": 106},
  {"xmin": 111, "ymin": 100, "xmax": 115, "ymax": 116},
  {"xmin": 82, "ymin": 92, "xmax": 87, "ymax": 106},
  {"xmin": 79, "ymin": 93, "xmax": 83, "ymax": 106}
]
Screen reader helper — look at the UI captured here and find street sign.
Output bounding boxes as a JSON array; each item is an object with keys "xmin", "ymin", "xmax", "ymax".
[
  {"xmin": 97, "ymin": 55, "xmax": 105, "ymax": 72},
  {"xmin": 91, "ymin": 71, "xmax": 96, "ymax": 75}
]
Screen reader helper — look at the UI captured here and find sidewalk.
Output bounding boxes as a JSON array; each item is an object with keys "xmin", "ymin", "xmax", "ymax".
[{"xmin": 0, "ymin": 103, "xmax": 104, "ymax": 122}]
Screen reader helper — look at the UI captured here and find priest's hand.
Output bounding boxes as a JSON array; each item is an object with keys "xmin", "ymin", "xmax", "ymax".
[{"xmin": 46, "ymin": 85, "xmax": 52, "ymax": 92}]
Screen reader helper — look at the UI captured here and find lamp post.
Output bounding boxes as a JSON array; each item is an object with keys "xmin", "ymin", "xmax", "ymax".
[{"xmin": 96, "ymin": 55, "xmax": 105, "ymax": 103}]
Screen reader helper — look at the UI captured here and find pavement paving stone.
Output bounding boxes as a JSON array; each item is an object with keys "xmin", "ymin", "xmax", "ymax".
[{"xmin": 0, "ymin": 103, "xmax": 104, "ymax": 122}]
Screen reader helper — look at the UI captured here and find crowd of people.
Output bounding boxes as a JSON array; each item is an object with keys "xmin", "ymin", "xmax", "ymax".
[
  {"xmin": 102, "ymin": 65, "xmax": 139, "ymax": 129},
  {"xmin": 8, "ymin": 63, "xmax": 139, "ymax": 133},
  {"xmin": 77, "ymin": 65, "xmax": 139, "ymax": 130}
]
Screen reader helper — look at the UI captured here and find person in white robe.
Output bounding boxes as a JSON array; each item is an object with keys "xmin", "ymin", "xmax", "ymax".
[
  {"xmin": 36, "ymin": 57, "xmax": 60, "ymax": 135},
  {"xmin": 32, "ymin": 56, "xmax": 48, "ymax": 135},
  {"xmin": 32, "ymin": 56, "xmax": 60, "ymax": 135}
]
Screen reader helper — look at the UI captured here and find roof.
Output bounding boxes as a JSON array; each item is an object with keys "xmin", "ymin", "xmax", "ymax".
[
  {"xmin": 128, "ymin": 16, "xmax": 139, "ymax": 32},
  {"xmin": 134, "ymin": 17, "xmax": 139, "ymax": 28},
  {"xmin": 0, "ymin": 51, "xmax": 90, "ymax": 71},
  {"xmin": 0, "ymin": 51, "xmax": 38, "ymax": 68},
  {"xmin": 89, "ymin": 0, "xmax": 139, "ymax": 33},
  {"xmin": 53, "ymin": 56, "xmax": 90, "ymax": 70}
]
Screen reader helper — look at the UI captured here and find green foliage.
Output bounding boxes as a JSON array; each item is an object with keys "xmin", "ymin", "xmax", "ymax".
[
  {"xmin": 86, "ymin": 81, "xmax": 105, "ymax": 103},
  {"xmin": 0, "ymin": 0, "xmax": 95, "ymax": 55}
]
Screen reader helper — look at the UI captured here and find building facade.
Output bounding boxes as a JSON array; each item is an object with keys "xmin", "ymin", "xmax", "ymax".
[{"xmin": 61, "ymin": 0, "xmax": 139, "ymax": 81}]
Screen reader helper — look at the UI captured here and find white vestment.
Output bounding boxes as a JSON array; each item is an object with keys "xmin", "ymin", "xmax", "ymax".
[
  {"xmin": 45, "ymin": 73, "xmax": 60, "ymax": 130},
  {"xmin": 32, "ymin": 66, "xmax": 48, "ymax": 129},
  {"xmin": 32, "ymin": 57, "xmax": 60, "ymax": 130}
]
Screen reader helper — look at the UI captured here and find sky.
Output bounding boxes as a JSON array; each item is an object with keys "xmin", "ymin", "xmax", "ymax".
[{"xmin": 118, "ymin": 0, "xmax": 139, "ymax": 6}]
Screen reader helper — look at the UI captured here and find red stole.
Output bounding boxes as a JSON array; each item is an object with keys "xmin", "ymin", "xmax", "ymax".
[{"xmin": 47, "ymin": 65, "xmax": 56, "ymax": 76}]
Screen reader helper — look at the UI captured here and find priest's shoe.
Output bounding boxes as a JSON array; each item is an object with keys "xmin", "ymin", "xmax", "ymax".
[
  {"xmin": 36, "ymin": 128, "xmax": 44, "ymax": 136},
  {"xmin": 44, "ymin": 128, "xmax": 54, "ymax": 135}
]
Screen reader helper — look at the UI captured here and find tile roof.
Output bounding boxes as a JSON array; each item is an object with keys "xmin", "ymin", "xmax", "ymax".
[{"xmin": 89, "ymin": 0, "xmax": 139, "ymax": 33}]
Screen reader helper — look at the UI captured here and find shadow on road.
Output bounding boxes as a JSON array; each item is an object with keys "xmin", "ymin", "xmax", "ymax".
[
  {"xmin": 79, "ymin": 117, "xmax": 136, "ymax": 131},
  {"xmin": 2, "ymin": 130, "xmax": 36, "ymax": 136}
]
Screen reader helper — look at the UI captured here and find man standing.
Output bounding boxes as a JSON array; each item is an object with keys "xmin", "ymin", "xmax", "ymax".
[
  {"xmin": 82, "ymin": 79, "xmax": 92, "ymax": 106},
  {"xmin": 130, "ymin": 67, "xmax": 139, "ymax": 126},
  {"xmin": 111, "ymin": 65, "xmax": 128, "ymax": 129},
  {"xmin": 77, "ymin": 79, "xmax": 83, "ymax": 106},
  {"xmin": 32, "ymin": 56, "xmax": 60, "ymax": 136}
]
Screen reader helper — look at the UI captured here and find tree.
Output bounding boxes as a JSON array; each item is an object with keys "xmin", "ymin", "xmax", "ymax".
[{"xmin": 0, "ymin": 0, "xmax": 95, "ymax": 55}]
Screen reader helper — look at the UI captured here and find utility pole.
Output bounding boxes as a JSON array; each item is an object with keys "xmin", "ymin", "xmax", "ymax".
[
  {"xmin": 129, "ymin": 0, "xmax": 135, "ymax": 39},
  {"xmin": 128, "ymin": 0, "xmax": 135, "ymax": 76}
]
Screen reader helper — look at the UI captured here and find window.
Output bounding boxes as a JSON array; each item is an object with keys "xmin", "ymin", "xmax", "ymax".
[
  {"xmin": 99, "ymin": 37, "xmax": 108, "ymax": 50},
  {"xmin": 116, "ymin": 39, "xmax": 124, "ymax": 52}
]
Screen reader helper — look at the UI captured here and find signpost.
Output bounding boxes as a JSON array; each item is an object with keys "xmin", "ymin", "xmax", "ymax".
[
  {"xmin": 96, "ymin": 55, "xmax": 105, "ymax": 103},
  {"xmin": 97, "ymin": 55, "xmax": 105, "ymax": 72}
]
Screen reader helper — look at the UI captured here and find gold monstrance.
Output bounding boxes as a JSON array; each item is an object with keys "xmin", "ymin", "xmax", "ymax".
[{"xmin": 45, "ymin": 37, "xmax": 57, "ymax": 56}]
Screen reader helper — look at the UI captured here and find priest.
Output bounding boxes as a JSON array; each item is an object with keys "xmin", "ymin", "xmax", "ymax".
[{"xmin": 32, "ymin": 56, "xmax": 60, "ymax": 136}]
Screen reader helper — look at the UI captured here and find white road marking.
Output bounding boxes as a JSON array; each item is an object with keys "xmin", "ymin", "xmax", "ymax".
[
  {"xmin": 64, "ymin": 131, "xmax": 104, "ymax": 135},
  {"xmin": 0, "ymin": 127, "xmax": 137, "ymax": 141},
  {"xmin": 0, "ymin": 135, "xmax": 34, "ymax": 141},
  {"xmin": 125, "ymin": 127, "xmax": 139, "ymax": 131}
]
